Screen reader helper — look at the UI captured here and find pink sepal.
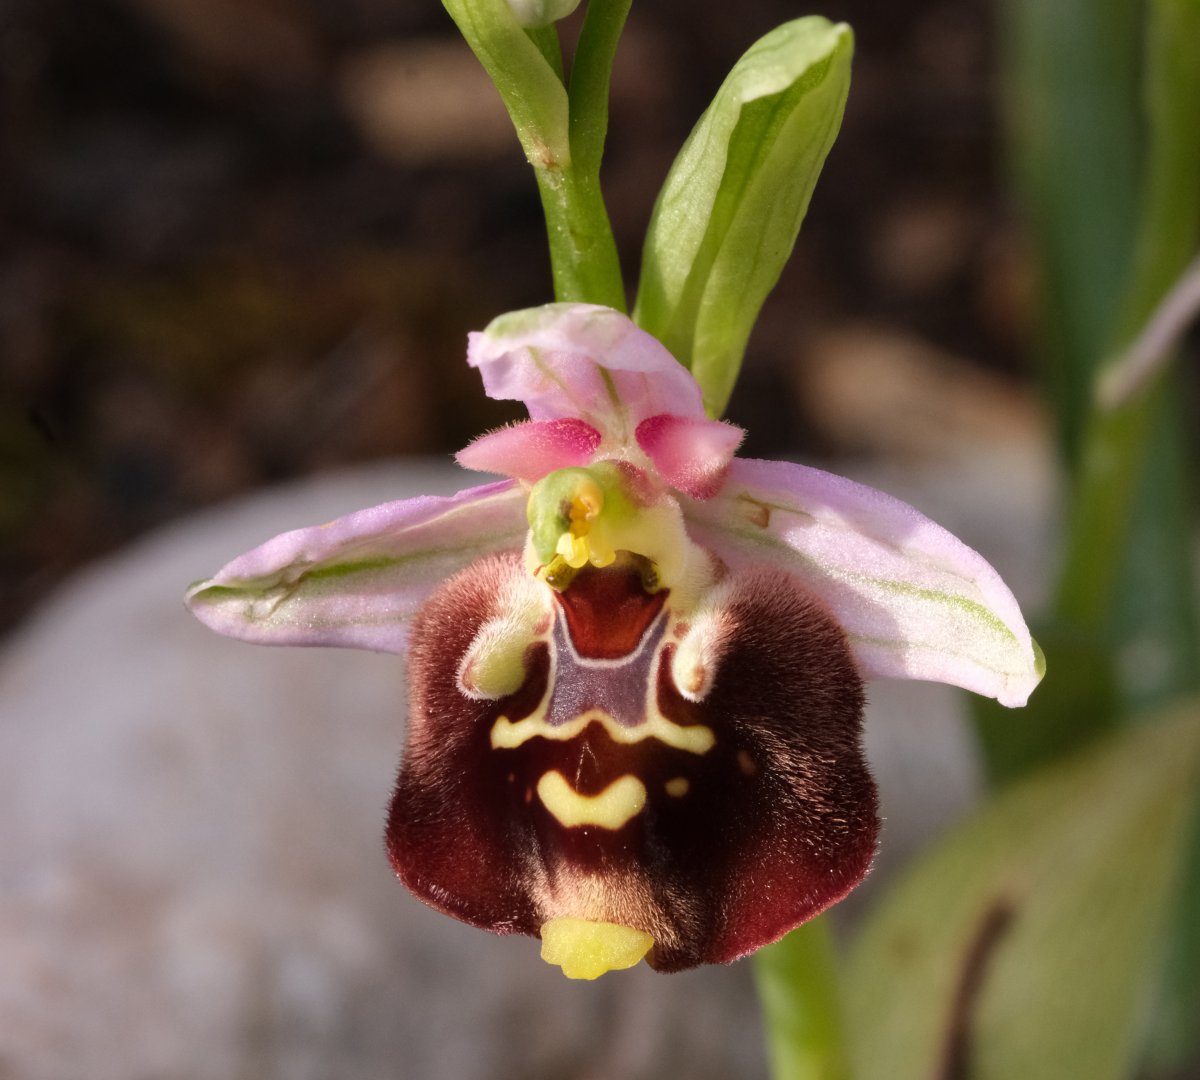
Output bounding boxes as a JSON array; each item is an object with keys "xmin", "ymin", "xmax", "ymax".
[
  {"xmin": 467, "ymin": 304, "xmax": 706, "ymax": 445},
  {"xmin": 186, "ymin": 480, "xmax": 527, "ymax": 654},
  {"xmin": 683, "ymin": 458, "xmax": 1043, "ymax": 707}
]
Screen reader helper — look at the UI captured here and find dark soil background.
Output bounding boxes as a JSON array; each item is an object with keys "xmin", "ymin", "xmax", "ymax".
[{"xmin": 1, "ymin": 0, "xmax": 1039, "ymax": 635}]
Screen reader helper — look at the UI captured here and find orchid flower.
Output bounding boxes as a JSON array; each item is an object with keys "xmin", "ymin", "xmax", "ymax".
[{"xmin": 187, "ymin": 302, "xmax": 1043, "ymax": 978}]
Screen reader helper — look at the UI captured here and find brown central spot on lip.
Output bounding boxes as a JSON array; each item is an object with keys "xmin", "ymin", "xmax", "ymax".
[
  {"xmin": 737, "ymin": 495, "xmax": 772, "ymax": 529},
  {"xmin": 556, "ymin": 564, "xmax": 667, "ymax": 659}
]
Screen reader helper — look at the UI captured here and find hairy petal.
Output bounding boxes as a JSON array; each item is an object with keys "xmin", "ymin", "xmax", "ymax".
[
  {"xmin": 186, "ymin": 481, "xmax": 528, "ymax": 653},
  {"xmin": 455, "ymin": 418, "xmax": 601, "ymax": 481},
  {"xmin": 684, "ymin": 458, "xmax": 1043, "ymax": 707},
  {"xmin": 635, "ymin": 413, "xmax": 745, "ymax": 499},
  {"xmin": 467, "ymin": 304, "xmax": 706, "ymax": 443}
]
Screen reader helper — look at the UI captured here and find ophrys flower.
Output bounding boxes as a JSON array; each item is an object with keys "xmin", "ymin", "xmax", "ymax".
[{"xmin": 187, "ymin": 303, "xmax": 1042, "ymax": 977}]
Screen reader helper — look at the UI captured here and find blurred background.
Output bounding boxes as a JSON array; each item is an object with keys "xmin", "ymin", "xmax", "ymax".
[
  {"xmin": 1, "ymin": 0, "xmax": 1054, "ymax": 636},
  {"xmin": 5, "ymin": 1, "xmax": 1198, "ymax": 1077}
]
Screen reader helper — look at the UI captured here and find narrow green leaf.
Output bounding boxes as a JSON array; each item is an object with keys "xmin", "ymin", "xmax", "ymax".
[
  {"xmin": 633, "ymin": 18, "xmax": 852, "ymax": 418},
  {"xmin": 998, "ymin": 0, "xmax": 1142, "ymax": 465},
  {"xmin": 1046, "ymin": 0, "xmax": 1200, "ymax": 714},
  {"xmin": 844, "ymin": 705, "xmax": 1200, "ymax": 1080},
  {"xmin": 1118, "ymin": 3, "xmax": 1200, "ymax": 1066},
  {"xmin": 980, "ymin": 0, "xmax": 1200, "ymax": 775}
]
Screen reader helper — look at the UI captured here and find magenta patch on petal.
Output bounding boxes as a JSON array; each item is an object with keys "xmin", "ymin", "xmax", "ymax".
[
  {"xmin": 635, "ymin": 414, "xmax": 744, "ymax": 499},
  {"xmin": 456, "ymin": 418, "xmax": 601, "ymax": 480}
]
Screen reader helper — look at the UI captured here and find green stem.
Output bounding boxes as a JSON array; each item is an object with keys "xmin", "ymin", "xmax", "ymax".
[
  {"xmin": 754, "ymin": 919, "xmax": 851, "ymax": 1080},
  {"xmin": 444, "ymin": 0, "xmax": 626, "ymax": 308},
  {"xmin": 533, "ymin": 163, "xmax": 626, "ymax": 308},
  {"xmin": 538, "ymin": 0, "xmax": 630, "ymax": 309},
  {"xmin": 569, "ymin": 0, "xmax": 632, "ymax": 174}
]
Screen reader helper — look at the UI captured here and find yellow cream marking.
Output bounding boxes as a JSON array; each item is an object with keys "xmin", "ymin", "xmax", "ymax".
[
  {"xmin": 540, "ymin": 917, "xmax": 654, "ymax": 979},
  {"xmin": 492, "ymin": 710, "xmax": 715, "ymax": 755},
  {"xmin": 664, "ymin": 777, "xmax": 690, "ymax": 797},
  {"xmin": 537, "ymin": 771, "xmax": 647, "ymax": 829}
]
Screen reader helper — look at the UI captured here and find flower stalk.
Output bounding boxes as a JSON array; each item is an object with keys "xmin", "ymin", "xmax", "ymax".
[{"xmin": 442, "ymin": 0, "xmax": 627, "ymax": 309}]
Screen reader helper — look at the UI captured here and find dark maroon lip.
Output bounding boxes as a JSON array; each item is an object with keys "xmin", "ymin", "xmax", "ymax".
[{"xmin": 387, "ymin": 552, "xmax": 877, "ymax": 972}]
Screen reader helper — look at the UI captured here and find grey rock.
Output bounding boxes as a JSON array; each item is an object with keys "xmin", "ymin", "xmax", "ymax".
[{"xmin": 0, "ymin": 456, "xmax": 1054, "ymax": 1080}]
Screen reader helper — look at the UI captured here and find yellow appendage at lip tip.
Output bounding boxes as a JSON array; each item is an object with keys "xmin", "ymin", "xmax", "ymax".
[{"xmin": 540, "ymin": 917, "xmax": 654, "ymax": 979}]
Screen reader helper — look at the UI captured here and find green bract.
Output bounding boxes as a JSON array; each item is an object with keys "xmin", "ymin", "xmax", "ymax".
[{"xmin": 634, "ymin": 17, "xmax": 853, "ymax": 418}]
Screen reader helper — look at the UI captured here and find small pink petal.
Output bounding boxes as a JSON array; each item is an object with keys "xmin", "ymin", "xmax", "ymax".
[
  {"xmin": 683, "ymin": 458, "xmax": 1043, "ymax": 707},
  {"xmin": 635, "ymin": 413, "xmax": 744, "ymax": 499},
  {"xmin": 456, "ymin": 418, "xmax": 601, "ymax": 481},
  {"xmin": 186, "ymin": 480, "xmax": 527, "ymax": 653},
  {"xmin": 467, "ymin": 304, "xmax": 707, "ymax": 442}
]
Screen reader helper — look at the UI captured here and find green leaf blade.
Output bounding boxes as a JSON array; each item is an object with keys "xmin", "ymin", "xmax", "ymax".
[
  {"xmin": 845, "ymin": 705, "xmax": 1200, "ymax": 1080},
  {"xmin": 634, "ymin": 17, "xmax": 852, "ymax": 417}
]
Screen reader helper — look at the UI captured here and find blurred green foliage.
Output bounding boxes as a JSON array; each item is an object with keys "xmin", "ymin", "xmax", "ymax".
[{"xmin": 742, "ymin": 0, "xmax": 1199, "ymax": 1075}]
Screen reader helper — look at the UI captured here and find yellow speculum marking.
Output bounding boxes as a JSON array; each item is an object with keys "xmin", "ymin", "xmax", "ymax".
[
  {"xmin": 665, "ymin": 777, "xmax": 690, "ymax": 797},
  {"xmin": 536, "ymin": 771, "xmax": 646, "ymax": 829},
  {"xmin": 491, "ymin": 710, "xmax": 715, "ymax": 755},
  {"xmin": 540, "ymin": 917, "xmax": 653, "ymax": 979}
]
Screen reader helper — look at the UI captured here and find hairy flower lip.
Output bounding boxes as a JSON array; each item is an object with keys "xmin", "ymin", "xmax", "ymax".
[{"xmin": 388, "ymin": 553, "xmax": 878, "ymax": 973}]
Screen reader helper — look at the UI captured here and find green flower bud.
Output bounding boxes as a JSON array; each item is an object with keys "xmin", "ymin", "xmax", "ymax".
[{"xmin": 507, "ymin": 0, "xmax": 581, "ymax": 29}]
